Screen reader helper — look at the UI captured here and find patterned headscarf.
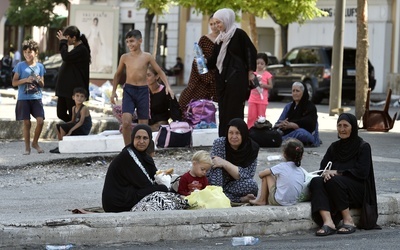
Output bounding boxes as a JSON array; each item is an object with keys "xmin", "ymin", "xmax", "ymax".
[{"xmin": 214, "ymin": 8, "xmax": 237, "ymax": 73}]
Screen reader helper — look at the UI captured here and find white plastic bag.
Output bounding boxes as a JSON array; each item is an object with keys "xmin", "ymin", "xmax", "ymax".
[
  {"xmin": 298, "ymin": 161, "xmax": 332, "ymax": 202},
  {"xmin": 154, "ymin": 173, "xmax": 172, "ymax": 189}
]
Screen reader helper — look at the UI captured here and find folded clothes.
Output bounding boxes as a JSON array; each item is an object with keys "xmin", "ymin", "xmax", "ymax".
[{"xmin": 193, "ymin": 121, "xmax": 217, "ymax": 129}]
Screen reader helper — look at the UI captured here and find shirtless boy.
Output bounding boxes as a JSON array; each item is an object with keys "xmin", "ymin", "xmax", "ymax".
[{"xmin": 111, "ymin": 30, "xmax": 174, "ymax": 145}]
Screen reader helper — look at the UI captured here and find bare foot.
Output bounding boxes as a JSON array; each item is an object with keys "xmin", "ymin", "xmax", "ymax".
[
  {"xmin": 249, "ymin": 199, "xmax": 267, "ymax": 206},
  {"xmin": 23, "ymin": 150, "xmax": 31, "ymax": 155},
  {"xmin": 32, "ymin": 143, "xmax": 44, "ymax": 154},
  {"xmin": 240, "ymin": 194, "xmax": 257, "ymax": 203}
]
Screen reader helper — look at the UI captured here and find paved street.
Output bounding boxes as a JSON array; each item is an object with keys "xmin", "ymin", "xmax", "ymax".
[{"xmin": 1, "ymin": 86, "xmax": 400, "ymax": 248}]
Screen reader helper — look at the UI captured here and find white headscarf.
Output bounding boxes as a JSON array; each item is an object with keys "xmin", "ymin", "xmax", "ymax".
[{"xmin": 214, "ymin": 8, "xmax": 237, "ymax": 73}]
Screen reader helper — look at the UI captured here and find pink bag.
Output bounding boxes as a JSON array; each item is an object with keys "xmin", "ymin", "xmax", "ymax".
[
  {"xmin": 156, "ymin": 121, "xmax": 193, "ymax": 148},
  {"xmin": 185, "ymin": 99, "xmax": 216, "ymax": 126}
]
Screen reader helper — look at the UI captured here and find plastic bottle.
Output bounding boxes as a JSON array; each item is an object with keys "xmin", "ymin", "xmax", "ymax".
[
  {"xmin": 45, "ymin": 244, "xmax": 74, "ymax": 250},
  {"xmin": 194, "ymin": 42, "xmax": 208, "ymax": 74},
  {"xmin": 231, "ymin": 236, "xmax": 259, "ymax": 246}
]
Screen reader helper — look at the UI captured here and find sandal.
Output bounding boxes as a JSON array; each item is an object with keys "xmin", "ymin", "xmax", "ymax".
[
  {"xmin": 337, "ymin": 224, "xmax": 356, "ymax": 234},
  {"xmin": 316, "ymin": 225, "xmax": 337, "ymax": 236}
]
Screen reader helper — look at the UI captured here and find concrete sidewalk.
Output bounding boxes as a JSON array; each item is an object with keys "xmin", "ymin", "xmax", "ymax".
[{"xmin": 1, "ymin": 87, "xmax": 400, "ymax": 247}]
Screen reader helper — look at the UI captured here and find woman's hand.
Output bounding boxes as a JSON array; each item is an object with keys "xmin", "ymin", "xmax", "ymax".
[
  {"xmin": 211, "ymin": 156, "xmax": 227, "ymax": 169},
  {"xmin": 322, "ymin": 170, "xmax": 340, "ymax": 182},
  {"xmin": 56, "ymin": 30, "xmax": 67, "ymax": 40},
  {"xmin": 277, "ymin": 119, "xmax": 299, "ymax": 130},
  {"xmin": 212, "ymin": 156, "xmax": 240, "ymax": 180}
]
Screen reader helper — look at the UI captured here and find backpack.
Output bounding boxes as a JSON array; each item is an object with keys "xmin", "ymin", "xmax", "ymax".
[
  {"xmin": 156, "ymin": 121, "xmax": 192, "ymax": 148},
  {"xmin": 184, "ymin": 99, "xmax": 216, "ymax": 126}
]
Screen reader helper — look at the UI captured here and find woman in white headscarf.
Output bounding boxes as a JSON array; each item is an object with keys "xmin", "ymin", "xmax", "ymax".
[{"xmin": 206, "ymin": 8, "xmax": 257, "ymax": 137}]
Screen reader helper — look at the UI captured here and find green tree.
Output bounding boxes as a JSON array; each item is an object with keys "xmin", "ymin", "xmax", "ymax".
[
  {"xmin": 176, "ymin": 0, "xmax": 326, "ymax": 55},
  {"xmin": 136, "ymin": 0, "xmax": 170, "ymax": 55},
  {"xmin": 7, "ymin": 0, "xmax": 69, "ymax": 27},
  {"xmin": 247, "ymin": 0, "xmax": 327, "ymax": 55}
]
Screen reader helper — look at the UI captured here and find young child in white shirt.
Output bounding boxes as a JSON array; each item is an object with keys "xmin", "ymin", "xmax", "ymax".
[{"xmin": 250, "ymin": 138, "xmax": 305, "ymax": 206}]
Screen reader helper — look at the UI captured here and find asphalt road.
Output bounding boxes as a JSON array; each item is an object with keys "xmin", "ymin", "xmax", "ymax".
[{"xmin": 30, "ymin": 224, "xmax": 400, "ymax": 249}]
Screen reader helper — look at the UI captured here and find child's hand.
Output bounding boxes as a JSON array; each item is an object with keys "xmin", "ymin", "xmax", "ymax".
[
  {"xmin": 110, "ymin": 92, "xmax": 118, "ymax": 104},
  {"xmin": 165, "ymin": 85, "xmax": 175, "ymax": 99}
]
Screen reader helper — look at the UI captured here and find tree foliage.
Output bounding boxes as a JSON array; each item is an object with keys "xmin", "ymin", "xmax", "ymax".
[
  {"xmin": 7, "ymin": 0, "xmax": 69, "ymax": 27},
  {"xmin": 136, "ymin": 0, "xmax": 170, "ymax": 54},
  {"xmin": 175, "ymin": 0, "xmax": 326, "ymax": 54}
]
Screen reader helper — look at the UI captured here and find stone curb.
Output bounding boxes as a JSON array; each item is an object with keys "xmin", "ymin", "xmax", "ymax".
[
  {"xmin": 0, "ymin": 118, "xmax": 120, "ymax": 140},
  {"xmin": 1, "ymin": 193, "xmax": 399, "ymax": 247}
]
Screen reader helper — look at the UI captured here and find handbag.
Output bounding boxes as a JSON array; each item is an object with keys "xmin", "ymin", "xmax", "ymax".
[
  {"xmin": 184, "ymin": 99, "xmax": 216, "ymax": 126},
  {"xmin": 156, "ymin": 121, "xmax": 192, "ymax": 148},
  {"xmin": 298, "ymin": 161, "xmax": 332, "ymax": 202},
  {"xmin": 249, "ymin": 126, "xmax": 282, "ymax": 147},
  {"xmin": 185, "ymin": 185, "xmax": 231, "ymax": 209}
]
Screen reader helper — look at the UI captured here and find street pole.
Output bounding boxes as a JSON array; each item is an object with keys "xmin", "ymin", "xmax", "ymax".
[{"xmin": 329, "ymin": 0, "xmax": 346, "ymax": 116}]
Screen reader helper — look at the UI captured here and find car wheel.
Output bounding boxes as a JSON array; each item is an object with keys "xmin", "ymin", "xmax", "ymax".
[{"xmin": 304, "ymin": 80, "xmax": 322, "ymax": 104}]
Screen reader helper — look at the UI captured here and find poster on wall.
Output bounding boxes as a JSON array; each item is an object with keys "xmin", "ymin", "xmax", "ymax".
[{"xmin": 70, "ymin": 5, "xmax": 119, "ymax": 79}]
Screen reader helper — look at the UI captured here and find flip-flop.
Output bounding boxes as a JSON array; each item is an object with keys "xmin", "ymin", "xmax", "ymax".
[
  {"xmin": 316, "ymin": 225, "xmax": 337, "ymax": 236},
  {"xmin": 337, "ymin": 224, "xmax": 356, "ymax": 234}
]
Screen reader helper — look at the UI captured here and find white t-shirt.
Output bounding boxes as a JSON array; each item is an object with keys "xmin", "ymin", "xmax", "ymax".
[
  {"xmin": 271, "ymin": 161, "xmax": 305, "ymax": 206},
  {"xmin": 12, "ymin": 50, "xmax": 21, "ymax": 67}
]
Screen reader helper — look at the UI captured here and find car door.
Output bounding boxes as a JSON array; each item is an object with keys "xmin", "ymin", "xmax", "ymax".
[{"xmin": 268, "ymin": 48, "xmax": 300, "ymax": 97}]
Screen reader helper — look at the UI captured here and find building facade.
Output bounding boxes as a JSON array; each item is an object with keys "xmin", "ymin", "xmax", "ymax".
[{"xmin": 1, "ymin": 0, "xmax": 399, "ymax": 94}]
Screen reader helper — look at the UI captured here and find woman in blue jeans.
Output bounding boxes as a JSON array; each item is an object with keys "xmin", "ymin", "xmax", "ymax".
[{"xmin": 274, "ymin": 81, "xmax": 320, "ymax": 147}]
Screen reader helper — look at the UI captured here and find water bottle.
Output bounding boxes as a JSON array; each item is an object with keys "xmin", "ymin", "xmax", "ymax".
[
  {"xmin": 194, "ymin": 42, "xmax": 208, "ymax": 74},
  {"xmin": 45, "ymin": 244, "xmax": 74, "ymax": 250},
  {"xmin": 231, "ymin": 236, "xmax": 259, "ymax": 246}
]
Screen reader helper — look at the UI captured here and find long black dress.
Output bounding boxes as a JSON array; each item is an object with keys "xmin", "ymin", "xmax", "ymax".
[
  {"xmin": 310, "ymin": 113, "xmax": 379, "ymax": 229},
  {"xmin": 102, "ymin": 145, "xmax": 168, "ymax": 212},
  {"xmin": 207, "ymin": 28, "xmax": 257, "ymax": 137}
]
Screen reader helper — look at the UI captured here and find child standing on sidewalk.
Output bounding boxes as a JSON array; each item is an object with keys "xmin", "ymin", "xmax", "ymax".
[
  {"xmin": 178, "ymin": 150, "xmax": 213, "ymax": 196},
  {"xmin": 50, "ymin": 87, "xmax": 92, "ymax": 153},
  {"xmin": 110, "ymin": 30, "xmax": 174, "ymax": 146},
  {"xmin": 247, "ymin": 53, "xmax": 273, "ymax": 129},
  {"xmin": 250, "ymin": 138, "xmax": 305, "ymax": 206},
  {"xmin": 12, "ymin": 39, "xmax": 45, "ymax": 155}
]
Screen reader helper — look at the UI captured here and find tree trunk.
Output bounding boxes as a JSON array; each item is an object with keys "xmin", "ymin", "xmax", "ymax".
[
  {"xmin": 280, "ymin": 24, "xmax": 288, "ymax": 56},
  {"xmin": 248, "ymin": 14, "xmax": 258, "ymax": 50},
  {"xmin": 152, "ymin": 15, "xmax": 159, "ymax": 58},
  {"xmin": 144, "ymin": 11, "xmax": 155, "ymax": 52},
  {"xmin": 355, "ymin": 0, "xmax": 369, "ymax": 119}
]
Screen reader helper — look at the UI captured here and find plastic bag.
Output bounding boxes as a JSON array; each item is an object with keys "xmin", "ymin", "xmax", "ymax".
[
  {"xmin": 298, "ymin": 162, "xmax": 332, "ymax": 202},
  {"xmin": 154, "ymin": 173, "xmax": 172, "ymax": 189},
  {"xmin": 185, "ymin": 185, "xmax": 231, "ymax": 209}
]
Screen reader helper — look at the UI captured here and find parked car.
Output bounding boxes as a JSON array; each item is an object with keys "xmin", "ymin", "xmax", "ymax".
[
  {"xmin": 262, "ymin": 52, "xmax": 279, "ymax": 66},
  {"xmin": 267, "ymin": 46, "xmax": 376, "ymax": 104},
  {"xmin": 43, "ymin": 53, "xmax": 62, "ymax": 89}
]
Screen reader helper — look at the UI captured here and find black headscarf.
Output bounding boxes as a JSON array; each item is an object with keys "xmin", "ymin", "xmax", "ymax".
[
  {"xmin": 286, "ymin": 82, "xmax": 311, "ymax": 121},
  {"xmin": 225, "ymin": 118, "xmax": 259, "ymax": 167},
  {"xmin": 129, "ymin": 124, "xmax": 155, "ymax": 168},
  {"xmin": 332, "ymin": 113, "xmax": 363, "ymax": 162}
]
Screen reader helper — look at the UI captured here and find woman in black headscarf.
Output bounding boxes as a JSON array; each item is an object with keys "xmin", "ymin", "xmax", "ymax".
[
  {"xmin": 207, "ymin": 118, "xmax": 260, "ymax": 203},
  {"xmin": 310, "ymin": 113, "xmax": 379, "ymax": 236},
  {"xmin": 274, "ymin": 82, "xmax": 320, "ymax": 147},
  {"xmin": 102, "ymin": 124, "xmax": 168, "ymax": 212}
]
